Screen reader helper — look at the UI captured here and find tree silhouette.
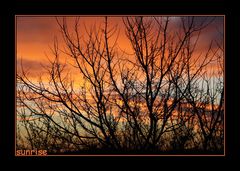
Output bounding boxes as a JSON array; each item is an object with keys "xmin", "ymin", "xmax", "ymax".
[{"xmin": 16, "ymin": 16, "xmax": 224, "ymax": 154}]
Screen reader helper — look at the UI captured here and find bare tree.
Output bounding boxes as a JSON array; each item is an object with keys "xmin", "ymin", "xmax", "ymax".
[{"xmin": 16, "ymin": 16, "xmax": 224, "ymax": 154}]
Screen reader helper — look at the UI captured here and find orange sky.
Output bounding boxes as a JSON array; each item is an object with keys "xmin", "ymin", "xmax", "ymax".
[
  {"xmin": 16, "ymin": 16, "xmax": 224, "ymax": 81},
  {"xmin": 17, "ymin": 17, "xmax": 131, "ymax": 60}
]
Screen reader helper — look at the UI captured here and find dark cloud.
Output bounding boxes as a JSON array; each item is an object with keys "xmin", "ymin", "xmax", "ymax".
[
  {"xmin": 17, "ymin": 17, "xmax": 58, "ymax": 44},
  {"xmin": 17, "ymin": 57, "xmax": 43, "ymax": 74}
]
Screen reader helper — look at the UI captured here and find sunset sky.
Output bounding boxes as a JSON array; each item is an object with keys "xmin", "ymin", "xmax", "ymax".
[
  {"xmin": 16, "ymin": 16, "xmax": 224, "ymax": 83},
  {"xmin": 16, "ymin": 16, "xmax": 224, "ymax": 154}
]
